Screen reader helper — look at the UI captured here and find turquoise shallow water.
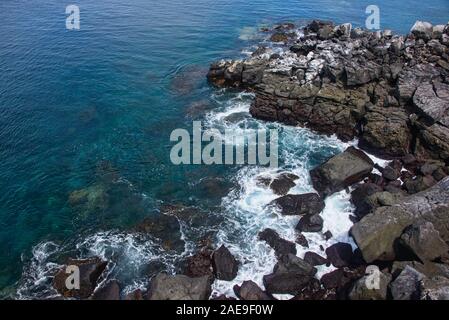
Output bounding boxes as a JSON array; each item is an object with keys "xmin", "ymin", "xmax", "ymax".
[{"xmin": 0, "ymin": 0, "xmax": 448, "ymax": 296}]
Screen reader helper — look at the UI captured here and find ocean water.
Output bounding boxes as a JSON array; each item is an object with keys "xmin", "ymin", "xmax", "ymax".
[{"xmin": 0, "ymin": 0, "xmax": 448, "ymax": 298}]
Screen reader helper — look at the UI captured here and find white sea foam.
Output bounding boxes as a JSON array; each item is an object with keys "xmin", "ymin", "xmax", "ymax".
[{"xmin": 204, "ymin": 90, "xmax": 362, "ymax": 299}]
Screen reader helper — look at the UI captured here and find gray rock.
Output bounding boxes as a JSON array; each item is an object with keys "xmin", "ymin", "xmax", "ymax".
[
  {"xmin": 390, "ymin": 266, "xmax": 425, "ymax": 300},
  {"xmin": 413, "ymin": 83, "xmax": 449, "ymax": 126},
  {"xmin": 400, "ymin": 221, "xmax": 449, "ymax": 262},
  {"xmin": 348, "ymin": 270, "xmax": 392, "ymax": 300},
  {"xmin": 411, "ymin": 21, "xmax": 433, "ymax": 41},
  {"xmin": 359, "ymin": 107, "xmax": 412, "ymax": 158},
  {"xmin": 148, "ymin": 273, "xmax": 212, "ymax": 300},
  {"xmin": 310, "ymin": 147, "xmax": 374, "ymax": 197},
  {"xmin": 420, "ymin": 276, "xmax": 449, "ymax": 300},
  {"xmin": 263, "ymin": 254, "xmax": 316, "ymax": 295},
  {"xmin": 351, "ymin": 177, "xmax": 449, "ymax": 263},
  {"xmin": 233, "ymin": 281, "xmax": 271, "ymax": 300}
]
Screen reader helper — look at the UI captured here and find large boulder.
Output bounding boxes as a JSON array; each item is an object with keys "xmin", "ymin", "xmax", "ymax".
[
  {"xmin": 53, "ymin": 257, "xmax": 107, "ymax": 299},
  {"xmin": 296, "ymin": 214, "xmax": 324, "ymax": 232},
  {"xmin": 399, "ymin": 221, "xmax": 449, "ymax": 262},
  {"xmin": 268, "ymin": 173, "xmax": 299, "ymax": 195},
  {"xmin": 212, "ymin": 245, "xmax": 239, "ymax": 281},
  {"xmin": 348, "ymin": 271, "xmax": 392, "ymax": 300},
  {"xmin": 390, "ymin": 266, "xmax": 425, "ymax": 300},
  {"xmin": 411, "ymin": 21, "xmax": 433, "ymax": 41},
  {"xmin": 304, "ymin": 252, "xmax": 328, "ymax": 266},
  {"xmin": 263, "ymin": 254, "xmax": 316, "ymax": 295},
  {"xmin": 325, "ymin": 243, "xmax": 354, "ymax": 268},
  {"xmin": 270, "ymin": 193, "xmax": 324, "ymax": 216},
  {"xmin": 258, "ymin": 228, "xmax": 297, "ymax": 257},
  {"xmin": 351, "ymin": 177, "xmax": 449, "ymax": 263},
  {"xmin": 233, "ymin": 281, "xmax": 272, "ymax": 300},
  {"xmin": 148, "ymin": 273, "xmax": 212, "ymax": 300},
  {"xmin": 310, "ymin": 147, "xmax": 374, "ymax": 197}
]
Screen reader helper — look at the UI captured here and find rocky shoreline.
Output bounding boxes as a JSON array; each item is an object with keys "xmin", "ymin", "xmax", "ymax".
[{"xmin": 51, "ymin": 20, "xmax": 449, "ymax": 300}]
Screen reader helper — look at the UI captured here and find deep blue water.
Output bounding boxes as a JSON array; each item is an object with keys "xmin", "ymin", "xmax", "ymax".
[{"xmin": 0, "ymin": 0, "xmax": 448, "ymax": 296}]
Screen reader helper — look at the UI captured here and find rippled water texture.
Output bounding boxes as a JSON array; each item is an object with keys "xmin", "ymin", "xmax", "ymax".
[{"xmin": 0, "ymin": 0, "xmax": 448, "ymax": 296}]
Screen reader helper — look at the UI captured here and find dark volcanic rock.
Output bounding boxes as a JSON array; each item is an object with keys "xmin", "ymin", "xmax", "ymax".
[
  {"xmin": 269, "ymin": 173, "xmax": 299, "ymax": 195},
  {"xmin": 296, "ymin": 233, "xmax": 309, "ymax": 247},
  {"xmin": 148, "ymin": 273, "xmax": 212, "ymax": 300},
  {"xmin": 258, "ymin": 228, "xmax": 297, "ymax": 257},
  {"xmin": 304, "ymin": 252, "xmax": 328, "ymax": 266},
  {"xmin": 271, "ymin": 193, "xmax": 324, "ymax": 216},
  {"xmin": 351, "ymin": 177, "xmax": 449, "ymax": 263},
  {"xmin": 325, "ymin": 243, "xmax": 354, "ymax": 268},
  {"xmin": 233, "ymin": 281, "xmax": 272, "ymax": 300},
  {"xmin": 208, "ymin": 20, "xmax": 449, "ymax": 164},
  {"xmin": 183, "ymin": 248, "xmax": 214, "ymax": 278},
  {"xmin": 91, "ymin": 280, "xmax": 121, "ymax": 300},
  {"xmin": 263, "ymin": 254, "xmax": 316, "ymax": 295},
  {"xmin": 350, "ymin": 183, "xmax": 383, "ymax": 218},
  {"xmin": 296, "ymin": 214, "xmax": 324, "ymax": 232},
  {"xmin": 212, "ymin": 245, "xmax": 239, "ymax": 281},
  {"xmin": 53, "ymin": 257, "xmax": 107, "ymax": 299},
  {"xmin": 310, "ymin": 147, "xmax": 374, "ymax": 197}
]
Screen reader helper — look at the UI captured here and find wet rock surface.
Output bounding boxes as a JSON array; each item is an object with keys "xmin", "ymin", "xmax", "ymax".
[
  {"xmin": 53, "ymin": 257, "xmax": 107, "ymax": 299},
  {"xmin": 212, "ymin": 245, "xmax": 239, "ymax": 281}
]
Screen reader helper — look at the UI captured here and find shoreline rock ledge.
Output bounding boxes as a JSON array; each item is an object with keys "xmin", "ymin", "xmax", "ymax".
[{"xmin": 208, "ymin": 20, "xmax": 449, "ymax": 161}]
